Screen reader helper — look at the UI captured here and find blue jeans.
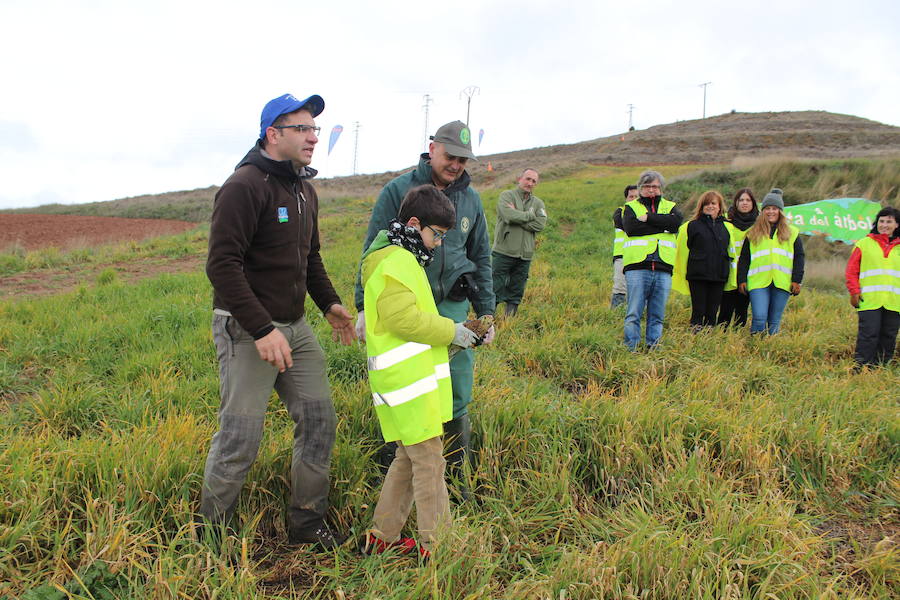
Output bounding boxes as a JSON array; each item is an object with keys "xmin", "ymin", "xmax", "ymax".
[
  {"xmin": 624, "ymin": 269, "xmax": 672, "ymax": 350},
  {"xmin": 748, "ymin": 284, "xmax": 791, "ymax": 334}
]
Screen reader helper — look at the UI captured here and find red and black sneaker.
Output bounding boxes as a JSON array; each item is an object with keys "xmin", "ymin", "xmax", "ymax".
[{"xmin": 360, "ymin": 532, "xmax": 418, "ymax": 556}]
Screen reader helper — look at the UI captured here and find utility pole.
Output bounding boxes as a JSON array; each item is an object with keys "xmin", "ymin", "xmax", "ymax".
[
  {"xmin": 352, "ymin": 121, "xmax": 361, "ymax": 175},
  {"xmin": 422, "ymin": 94, "xmax": 433, "ymax": 151},
  {"xmin": 460, "ymin": 85, "xmax": 480, "ymax": 126},
  {"xmin": 699, "ymin": 82, "xmax": 712, "ymax": 118},
  {"xmin": 627, "ymin": 104, "xmax": 636, "ymax": 130}
]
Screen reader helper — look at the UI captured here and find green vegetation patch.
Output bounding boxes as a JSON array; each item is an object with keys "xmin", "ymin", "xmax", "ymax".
[{"xmin": 1, "ymin": 164, "xmax": 897, "ymax": 598}]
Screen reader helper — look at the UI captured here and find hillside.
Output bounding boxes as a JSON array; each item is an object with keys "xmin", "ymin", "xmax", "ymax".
[
  {"xmin": 2, "ymin": 165, "xmax": 898, "ymax": 598},
  {"xmin": 5, "ymin": 110, "xmax": 899, "ymax": 222}
]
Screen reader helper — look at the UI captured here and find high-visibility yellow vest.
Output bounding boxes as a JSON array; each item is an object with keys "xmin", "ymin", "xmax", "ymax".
[
  {"xmin": 622, "ymin": 198, "xmax": 677, "ymax": 267},
  {"xmin": 855, "ymin": 236, "xmax": 900, "ymax": 312},
  {"xmin": 746, "ymin": 225, "xmax": 799, "ymax": 292},
  {"xmin": 724, "ymin": 222, "xmax": 747, "ymax": 291},
  {"xmin": 613, "ymin": 206, "xmax": 626, "ymax": 257},
  {"xmin": 364, "ymin": 246, "xmax": 452, "ymax": 445},
  {"xmin": 671, "ymin": 221, "xmax": 690, "ymax": 296}
]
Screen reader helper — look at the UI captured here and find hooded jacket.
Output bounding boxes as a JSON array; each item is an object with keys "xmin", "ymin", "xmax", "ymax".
[
  {"xmin": 206, "ymin": 141, "xmax": 341, "ymax": 339},
  {"xmin": 354, "ymin": 153, "xmax": 495, "ymax": 316}
]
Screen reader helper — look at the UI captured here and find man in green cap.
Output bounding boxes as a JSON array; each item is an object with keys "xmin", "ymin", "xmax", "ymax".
[{"xmin": 353, "ymin": 120, "xmax": 495, "ymax": 499}]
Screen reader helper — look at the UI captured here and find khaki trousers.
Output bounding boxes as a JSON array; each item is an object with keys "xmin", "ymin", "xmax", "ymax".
[{"xmin": 372, "ymin": 436, "xmax": 450, "ymax": 550}]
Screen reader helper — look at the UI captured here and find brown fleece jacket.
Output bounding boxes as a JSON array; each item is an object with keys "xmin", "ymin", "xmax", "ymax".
[{"xmin": 206, "ymin": 141, "xmax": 341, "ymax": 339}]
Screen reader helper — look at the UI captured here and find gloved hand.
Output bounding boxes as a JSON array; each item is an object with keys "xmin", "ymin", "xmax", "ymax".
[
  {"xmin": 482, "ymin": 324, "xmax": 496, "ymax": 345},
  {"xmin": 355, "ymin": 311, "xmax": 366, "ymax": 342},
  {"xmin": 850, "ymin": 293, "xmax": 862, "ymax": 308},
  {"xmin": 452, "ymin": 322, "xmax": 479, "ymax": 349}
]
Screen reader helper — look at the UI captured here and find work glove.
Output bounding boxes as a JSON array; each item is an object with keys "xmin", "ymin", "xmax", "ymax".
[
  {"xmin": 355, "ymin": 311, "xmax": 366, "ymax": 342},
  {"xmin": 482, "ymin": 324, "xmax": 496, "ymax": 345},
  {"xmin": 452, "ymin": 322, "xmax": 479, "ymax": 349}
]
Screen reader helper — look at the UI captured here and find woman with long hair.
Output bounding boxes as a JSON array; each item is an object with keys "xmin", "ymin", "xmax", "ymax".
[
  {"xmin": 845, "ymin": 206, "xmax": 900, "ymax": 368},
  {"xmin": 717, "ymin": 188, "xmax": 758, "ymax": 327},
  {"xmin": 737, "ymin": 188, "xmax": 804, "ymax": 335},
  {"xmin": 673, "ymin": 190, "xmax": 732, "ymax": 330}
]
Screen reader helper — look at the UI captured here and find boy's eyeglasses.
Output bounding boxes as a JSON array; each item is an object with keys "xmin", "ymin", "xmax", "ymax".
[{"xmin": 425, "ymin": 225, "xmax": 447, "ymax": 241}]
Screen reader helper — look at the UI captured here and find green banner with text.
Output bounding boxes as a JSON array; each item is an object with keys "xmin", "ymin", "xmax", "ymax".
[{"xmin": 783, "ymin": 198, "xmax": 882, "ymax": 244}]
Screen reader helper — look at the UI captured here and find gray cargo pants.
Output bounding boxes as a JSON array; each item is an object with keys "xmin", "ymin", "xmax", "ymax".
[{"xmin": 199, "ymin": 314, "xmax": 336, "ymax": 532}]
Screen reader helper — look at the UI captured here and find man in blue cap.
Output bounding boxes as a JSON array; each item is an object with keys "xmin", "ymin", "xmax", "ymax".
[{"xmin": 202, "ymin": 93, "xmax": 356, "ymax": 549}]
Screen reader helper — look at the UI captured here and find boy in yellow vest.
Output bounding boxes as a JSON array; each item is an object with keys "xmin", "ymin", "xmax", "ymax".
[{"xmin": 360, "ymin": 185, "xmax": 480, "ymax": 560}]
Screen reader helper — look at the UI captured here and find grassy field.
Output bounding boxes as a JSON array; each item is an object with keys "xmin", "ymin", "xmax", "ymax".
[{"xmin": 1, "ymin": 165, "xmax": 897, "ymax": 599}]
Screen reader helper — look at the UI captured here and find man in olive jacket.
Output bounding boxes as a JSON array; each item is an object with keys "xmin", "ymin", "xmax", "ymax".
[
  {"xmin": 202, "ymin": 93, "xmax": 356, "ymax": 549},
  {"xmin": 492, "ymin": 168, "xmax": 548, "ymax": 317},
  {"xmin": 353, "ymin": 121, "xmax": 494, "ymax": 495}
]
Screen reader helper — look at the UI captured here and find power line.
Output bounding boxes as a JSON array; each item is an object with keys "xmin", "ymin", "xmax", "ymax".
[
  {"xmin": 422, "ymin": 94, "xmax": 433, "ymax": 152},
  {"xmin": 460, "ymin": 85, "xmax": 480, "ymax": 126},
  {"xmin": 352, "ymin": 121, "xmax": 361, "ymax": 175},
  {"xmin": 698, "ymin": 82, "xmax": 712, "ymax": 118}
]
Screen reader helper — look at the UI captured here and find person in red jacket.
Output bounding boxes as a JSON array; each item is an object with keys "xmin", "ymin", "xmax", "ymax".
[{"xmin": 845, "ymin": 206, "xmax": 900, "ymax": 369}]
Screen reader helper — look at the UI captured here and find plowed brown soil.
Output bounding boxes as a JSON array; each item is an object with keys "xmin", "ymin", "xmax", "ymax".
[
  {"xmin": 0, "ymin": 214, "xmax": 196, "ymax": 251},
  {"xmin": 1, "ymin": 214, "xmax": 203, "ymax": 298}
]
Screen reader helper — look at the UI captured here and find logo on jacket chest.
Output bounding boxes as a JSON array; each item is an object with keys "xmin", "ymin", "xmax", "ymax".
[
  {"xmin": 460, "ymin": 216, "xmax": 471, "ymax": 233},
  {"xmin": 277, "ymin": 206, "xmax": 289, "ymax": 223}
]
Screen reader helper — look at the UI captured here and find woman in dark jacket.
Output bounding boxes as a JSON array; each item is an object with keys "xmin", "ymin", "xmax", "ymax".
[
  {"xmin": 680, "ymin": 190, "xmax": 732, "ymax": 330},
  {"xmin": 717, "ymin": 188, "xmax": 758, "ymax": 327}
]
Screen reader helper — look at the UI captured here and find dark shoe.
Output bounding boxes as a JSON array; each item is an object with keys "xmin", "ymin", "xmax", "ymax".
[
  {"xmin": 359, "ymin": 532, "xmax": 418, "ymax": 556},
  {"xmin": 376, "ymin": 441, "xmax": 398, "ymax": 477},
  {"xmin": 288, "ymin": 522, "xmax": 348, "ymax": 550},
  {"xmin": 504, "ymin": 303, "xmax": 518, "ymax": 317}
]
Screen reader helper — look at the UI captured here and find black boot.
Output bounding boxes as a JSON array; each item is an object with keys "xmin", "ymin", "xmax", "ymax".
[
  {"xmin": 504, "ymin": 303, "xmax": 518, "ymax": 317},
  {"xmin": 288, "ymin": 520, "xmax": 347, "ymax": 550},
  {"xmin": 376, "ymin": 441, "xmax": 397, "ymax": 477},
  {"xmin": 443, "ymin": 414, "xmax": 472, "ymax": 502}
]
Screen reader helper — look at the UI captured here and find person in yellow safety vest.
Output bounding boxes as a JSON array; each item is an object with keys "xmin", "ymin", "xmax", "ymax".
[
  {"xmin": 845, "ymin": 206, "xmax": 900, "ymax": 369},
  {"xmin": 611, "ymin": 185, "xmax": 639, "ymax": 308},
  {"xmin": 717, "ymin": 188, "xmax": 758, "ymax": 327},
  {"xmin": 737, "ymin": 188, "xmax": 805, "ymax": 335},
  {"xmin": 671, "ymin": 190, "xmax": 733, "ymax": 330},
  {"xmin": 360, "ymin": 185, "xmax": 480, "ymax": 561},
  {"xmin": 621, "ymin": 170, "xmax": 684, "ymax": 350}
]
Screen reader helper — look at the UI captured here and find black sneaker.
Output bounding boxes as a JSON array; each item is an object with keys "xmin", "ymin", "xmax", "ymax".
[{"xmin": 288, "ymin": 523, "xmax": 348, "ymax": 550}]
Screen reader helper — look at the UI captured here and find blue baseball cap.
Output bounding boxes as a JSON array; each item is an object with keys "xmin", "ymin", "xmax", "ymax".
[{"xmin": 259, "ymin": 93, "xmax": 325, "ymax": 139}]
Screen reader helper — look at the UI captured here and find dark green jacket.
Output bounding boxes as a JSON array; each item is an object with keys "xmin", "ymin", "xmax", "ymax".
[
  {"xmin": 492, "ymin": 187, "xmax": 547, "ymax": 260},
  {"xmin": 354, "ymin": 154, "xmax": 495, "ymax": 316}
]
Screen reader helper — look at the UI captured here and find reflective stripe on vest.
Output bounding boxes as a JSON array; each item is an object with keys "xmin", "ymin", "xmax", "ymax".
[
  {"xmin": 613, "ymin": 228, "xmax": 626, "ymax": 256},
  {"xmin": 622, "ymin": 198, "xmax": 677, "ymax": 267},
  {"xmin": 746, "ymin": 226, "xmax": 799, "ymax": 292},
  {"xmin": 364, "ymin": 245, "xmax": 453, "ymax": 444},
  {"xmin": 723, "ymin": 222, "xmax": 744, "ymax": 291},
  {"xmin": 613, "ymin": 204, "xmax": 626, "ymax": 256},
  {"xmin": 855, "ymin": 236, "xmax": 900, "ymax": 312},
  {"xmin": 368, "ymin": 341, "xmax": 430, "ymax": 371}
]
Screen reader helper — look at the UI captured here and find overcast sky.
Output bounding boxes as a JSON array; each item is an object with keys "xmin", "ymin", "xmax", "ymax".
[{"xmin": 1, "ymin": 0, "xmax": 897, "ymax": 210}]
